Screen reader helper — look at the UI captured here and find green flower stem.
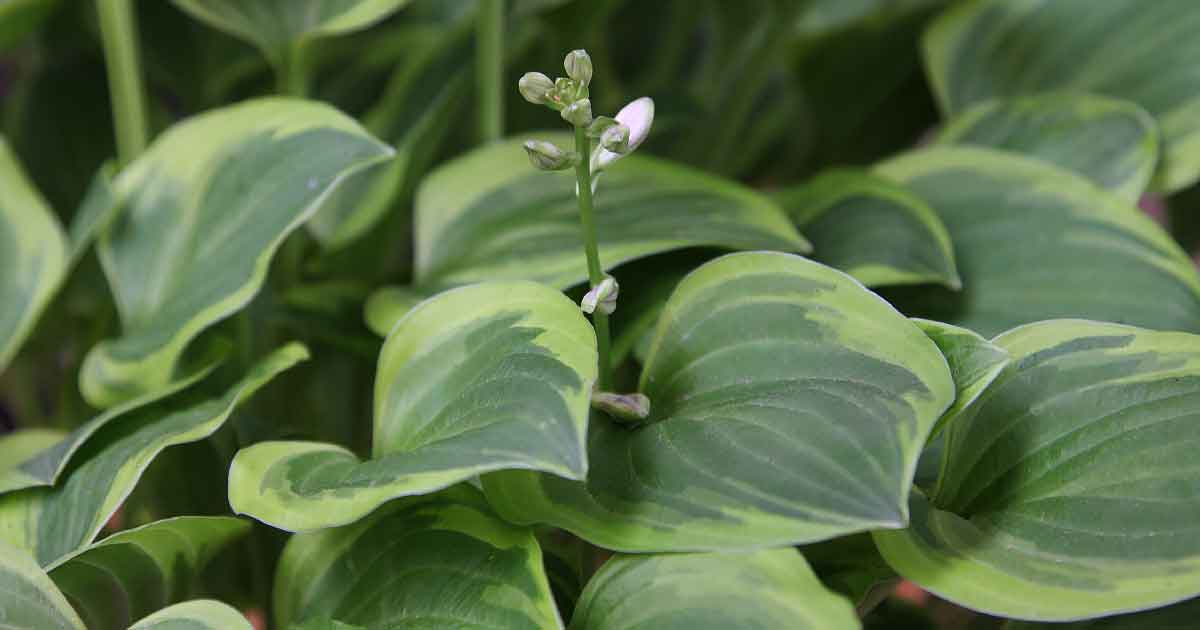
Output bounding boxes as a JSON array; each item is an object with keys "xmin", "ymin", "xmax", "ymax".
[
  {"xmin": 573, "ymin": 126, "xmax": 611, "ymax": 389},
  {"xmin": 278, "ymin": 43, "xmax": 310, "ymax": 97},
  {"xmin": 477, "ymin": 0, "xmax": 505, "ymax": 142},
  {"xmin": 96, "ymin": 0, "xmax": 149, "ymax": 168}
]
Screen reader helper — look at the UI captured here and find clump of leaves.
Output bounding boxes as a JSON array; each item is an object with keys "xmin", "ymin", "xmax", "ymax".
[{"xmin": 4, "ymin": 1, "xmax": 1200, "ymax": 629}]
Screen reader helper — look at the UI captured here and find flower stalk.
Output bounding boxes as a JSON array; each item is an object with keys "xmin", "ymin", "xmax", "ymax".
[{"xmin": 572, "ymin": 125, "xmax": 613, "ymax": 390}]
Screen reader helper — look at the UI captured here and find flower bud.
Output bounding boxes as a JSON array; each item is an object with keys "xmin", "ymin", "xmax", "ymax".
[
  {"xmin": 518, "ymin": 72, "xmax": 555, "ymax": 105},
  {"xmin": 523, "ymin": 140, "xmax": 575, "ymax": 171},
  {"xmin": 580, "ymin": 276, "xmax": 618, "ymax": 315},
  {"xmin": 600, "ymin": 123, "xmax": 631, "ymax": 155},
  {"xmin": 587, "ymin": 116, "xmax": 619, "ymax": 139},
  {"xmin": 563, "ymin": 49, "xmax": 593, "ymax": 87},
  {"xmin": 560, "ymin": 98, "xmax": 593, "ymax": 127},
  {"xmin": 591, "ymin": 391, "xmax": 651, "ymax": 422}
]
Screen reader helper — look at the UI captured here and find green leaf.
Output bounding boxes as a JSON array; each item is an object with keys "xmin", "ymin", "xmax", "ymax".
[
  {"xmin": 171, "ymin": 0, "xmax": 412, "ymax": 71},
  {"xmin": 923, "ymin": 0, "xmax": 1200, "ymax": 191},
  {"xmin": 128, "ymin": 600, "xmax": 252, "ymax": 630},
  {"xmin": 0, "ymin": 344, "xmax": 307, "ymax": 567},
  {"xmin": 308, "ymin": 17, "xmax": 472, "ymax": 249},
  {"xmin": 1008, "ymin": 597, "xmax": 1200, "ymax": 629},
  {"xmin": 936, "ymin": 93, "xmax": 1159, "ymax": 203},
  {"xmin": 79, "ymin": 98, "xmax": 391, "ymax": 408},
  {"xmin": 229, "ymin": 281, "xmax": 596, "ymax": 532},
  {"xmin": 568, "ymin": 549, "xmax": 858, "ymax": 630},
  {"xmin": 911, "ymin": 318, "xmax": 1009, "ymax": 438},
  {"xmin": 415, "ymin": 136, "xmax": 810, "ymax": 290},
  {"xmin": 0, "ymin": 342, "xmax": 225, "ymax": 495},
  {"xmin": 874, "ymin": 320, "xmax": 1200, "ymax": 621},
  {"xmin": 273, "ymin": 485, "xmax": 562, "ymax": 629},
  {"xmin": 48, "ymin": 517, "xmax": 249, "ymax": 630},
  {"xmin": 0, "ymin": 430, "xmax": 66, "ymax": 495},
  {"xmin": 774, "ymin": 168, "xmax": 960, "ymax": 289},
  {"xmin": 0, "ymin": 540, "xmax": 84, "ymax": 630},
  {"xmin": 0, "ymin": 136, "xmax": 68, "ymax": 373},
  {"xmin": 362, "ymin": 285, "xmax": 428, "ymax": 337},
  {"xmin": 801, "ymin": 533, "xmax": 897, "ymax": 609},
  {"xmin": 484, "ymin": 252, "xmax": 954, "ymax": 551},
  {"xmin": 876, "ymin": 147, "xmax": 1200, "ymax": 338}
]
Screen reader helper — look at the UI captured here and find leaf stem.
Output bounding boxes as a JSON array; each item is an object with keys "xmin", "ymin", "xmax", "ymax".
[
  {"xmin": 278, "ymin": 43, "xmax": 310, "ymax": 97},
  {"xmin": 573, "ymin": 126, "xmax": 611, "ymax": 389},
  {"xmin": 96, "ymin": 0, "xmax": 149, "ymax": 168},
  {"xmin": 477, "ymin": 0, "xmax": 505, "ymax": 142}
]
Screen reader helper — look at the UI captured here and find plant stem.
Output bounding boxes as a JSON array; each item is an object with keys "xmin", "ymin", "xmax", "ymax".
[
  {"xmin": 476, "ymin": 0, "xmax": 504, "ymax": 142},
  {"xmin": 573, "ymin": 126, "xmax": 611, "ymax": 390},
  {"xmin": 278, "ymin": 43, "xmax": 310, "ymax": 97},
  {"xmin": 96, "ymin": 0, "xmax": 149, "ymax": 168}
]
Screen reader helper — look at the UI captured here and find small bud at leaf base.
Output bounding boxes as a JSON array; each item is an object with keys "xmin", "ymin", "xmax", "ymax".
[
  {"xmin": 523, "ymin": 140, "xmax": 575, "ymax": 171},
  {"xmin": 564, "ymin": 49, "xmax": 593, "ymax": 87},
  {"xmin": 591, "ymin": 391, "xmax": 651, "ymax": 422},
  {"xmin": 600, "ymin": 123, "xmax": 631, "ymax": 154},
  {"xmin": 561, "ymin": 98, "xmax": 593, "ymax": 127},
  {"xmin": 518, "ymin": 72, "xmax": 554, "ymax": 105},
  {"xmin": 580, "ymin": 276, "xmax": 618, "ymax": 315}
]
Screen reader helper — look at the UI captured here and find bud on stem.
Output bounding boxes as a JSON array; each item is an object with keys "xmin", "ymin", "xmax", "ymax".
[{"xmin": 523, "ymin": 140, "xmax": 576, "ymax": 171}]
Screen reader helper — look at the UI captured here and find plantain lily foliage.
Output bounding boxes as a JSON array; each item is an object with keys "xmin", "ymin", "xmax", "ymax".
[{"xmin": 5, "ymin": 0, "xmax": 1200, "ymax": 627}]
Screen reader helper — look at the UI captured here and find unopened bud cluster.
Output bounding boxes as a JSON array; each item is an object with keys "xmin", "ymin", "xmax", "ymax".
[{"xmin": 519, "ymin": 49, "xmax": 595, "ymax": 127}]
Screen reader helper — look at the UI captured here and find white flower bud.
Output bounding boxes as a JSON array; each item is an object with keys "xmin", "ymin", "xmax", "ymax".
[
  {"xmin": 518, "ymin": 72, "xmax": 555, "ymax": 105},
  {"xmin": 591, "ymin": 97, "xmax": 654, "ymax": 171},
  {"xmin": 600, "ymin": 123, "xmax": 630, "ymax": 155},
  {"xmin": 523, "ymin": 140, "xmax": 576, "ymax": 171},
  {"xmin": 560, "ymin": 98, "xmax": 593, "ymax": 127},
  {"xmin": 580, "ymin": 276, "xmax": 618, "ymax": 315},
  {"xmin": 591, "ymin": 391, "xmax": 651, "ymax": 422},
  {"xmin": 563, "ymin": 49, "xmax": 593, "ymax": 87}
]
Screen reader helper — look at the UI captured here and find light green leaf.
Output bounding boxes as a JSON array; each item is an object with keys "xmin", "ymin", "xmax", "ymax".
[
  {"xmin": 362, "ymin": 285, "xmax": 428, "ymax": 337},
  {"xmin": 171, "ymin": 0, "xmax": 411, "ymax": 70},
  {"xmin": 49, "ymin": 517, "xmax": 249, "ymax": 630},
  {"xmin": 0, "ymin": 136, "xmax": 68, "ymax": 373},
  {"xmin": 874, "ymin": 320, "xmax": 1200, "ymax": 621},
  {"xmin": 912, "ymin": 318, "xmax": 1009, "ymax": 438},
  {"xmin": 1008, "ymin": 597, "xmax": 1200, "ymax": 629},
  {"xmin": 936, "ymin": 93, "xmax": 1158, "ymax": 203},
  {"xmin": 876, "ymin": 146, "xmax": 1200, "ymax": 338},
  {"xmin": 274, "ymin": 485, "xmax": 562, "ymax": 629},
  {"xmin": 128, "ymin": 600, "xmax": 252, "ymax": 630},
  {"xmin": 0, "ymin": 344, "xmax": 307, "ymax": 567},
  {"xmin": 0, "ymin": 430, "xmax": 66, "ymax": 495},
  {"xmin": 230, "ymin": 282, "xmax": 596, "ymax": 532},
  {"xmin": 309, "ymin": 18, "xmax": 472, "ymax": 249},
  {"xmin": 0, "ymin": 342, "xmax": 225, "ymax": 495},
  {"xmin": 0, "ymin": 540, "xmax": 84, "ymax": 630},
  {"xmin": 923, "ymin": 0, "xmax": 1200, "ymax": 191},
  {"xmin": 485, "ymin": 252, "xmax": 954, "ymax": 551},
  {"xmin": 569, "ymin": 549, "xmax": 858, "ymax": 630},
  {"xmin": 415, "ymin": 136, "xmax": 810, "ymax": 290},
  {"xmin": 80, "ymin": 98, "xmax": 391, "ymax": 408},
  {"xmin": 774, "ymin": 168, "xmax": 960, "ymax": 289}
]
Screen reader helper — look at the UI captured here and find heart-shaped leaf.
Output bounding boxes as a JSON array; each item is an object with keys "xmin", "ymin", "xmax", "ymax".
[
  {"xmin": 49, "ymin": 516, "xmax": 249, "ymax": 630},
  {"xmin": 128, "ymin": 600, "xmax": 252, "ymax": 630},
  {"xmin": 874, "ymin": 320, "xmax": 1200, "ymax": 620},
  {"xmin": 485, "ymin": 252, "xmax": 954, "ymax": 551},
  {"xmin": 936, "ymin": 93, "xmax": 1158, "ymax": 202},
  {"xmin": 774, "ymin": 168, "xmax": 960, "ymax": 289},
  {"xmin": 273, "ymin": 485, "xmax": 562, "ymax": 629},
  {"xmin": 79, "ymin": 98, "xmax": 391, "ymax": 408},
  {"xmin": 923, "ymin": 0, "xmax": 1200, "ymax": 191},
  {"xmin": 415, "ymin": 136, "xmax": 810, "ymax": 290},
  {"xmin": 912, "ymin": 318, "xmax": 1009, "ymax": 438},
  {"xmin": 569, "ymin": 549, "xmax": 858, "ymax": 630},
  {"xmin": 0, "ymin": 342, "xmax": 225, "ymax": 494},
  {"xmin": 0, "ymin": 344, "xmax": 307, "ymax": 567},
  {"xmin": 0, "ymin": 137, "xmax": 67, "ymax": 373},
  {"xmin": 229, "ymin": 281, "xmax": 596, "ymax": 532},
  {"xmin": 171, "ymin": 0, "xmax": 411, "ymax": 72},
  {"xmin": 876, "ymin": 147, "xmax": 1200, "ymax": 338},
  {"xmin": 0, "ymin": 540, "xmax": 84, "ymax": 630}
]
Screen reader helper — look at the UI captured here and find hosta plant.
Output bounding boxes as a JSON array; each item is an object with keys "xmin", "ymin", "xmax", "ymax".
[{"xmin": 4, "ymin": 1, "xmax": 1200, "ymax": 628}]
